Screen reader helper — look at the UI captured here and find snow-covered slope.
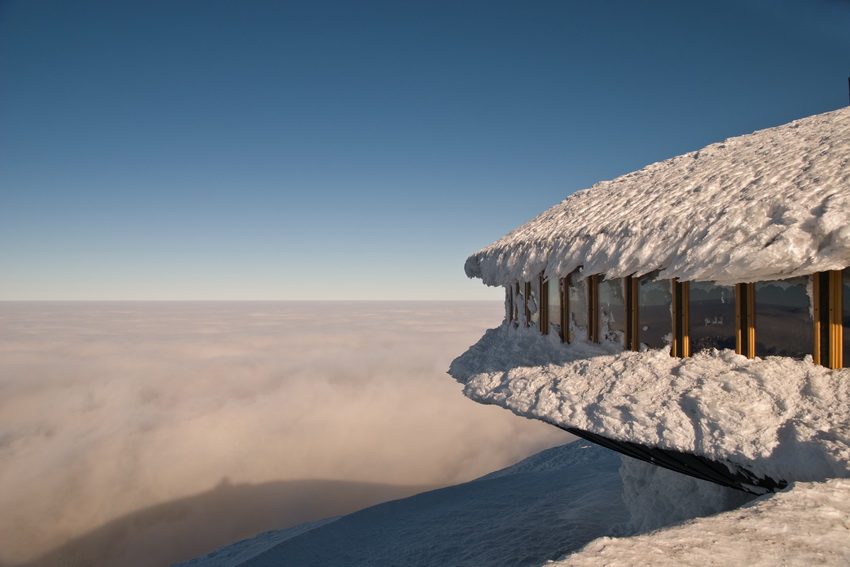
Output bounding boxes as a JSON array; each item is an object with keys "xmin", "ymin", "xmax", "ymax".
[
  {"xmin": 176, "ymin": 441, "xmax": 629, "ymax": 566},
  {"xmin": 176, "ymin": 441, "xmax": 762, "ymax": 567},
  {"xmin": 465, "ymin": 106, "xmax": 850, "ymax": 286},
  {"xmin": 179, "ymin": 441, "xmax": 850, "ymax": 567},
  {"xmin": 558, "ymin": 477, "xmax": 850, "ymax": 567}
]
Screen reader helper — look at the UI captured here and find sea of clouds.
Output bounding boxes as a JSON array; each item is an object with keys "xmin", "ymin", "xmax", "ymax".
[{"xmin": 0, "ymin": 301, "xmax": 570, "ymax": 567}]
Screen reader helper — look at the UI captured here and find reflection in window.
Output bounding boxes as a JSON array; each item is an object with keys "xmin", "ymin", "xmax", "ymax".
[
  {"xmin": 689, "ymin": 282, "xmax": 736, "ymax": 352},
  {"xmin": 528, "ymin": 281, "xmax": 539, "ymax": 325},
  {"xmin": 567, "ymin": 269, "xmax": 587, "ymax": 341},
  {"xmin": 547, "ymin": 277, "xmax": 561, "ymax": 337},
  {"xmin": 638, "ymin": 275, "xmax": 671, "ymax": 349},
  {"xmin": 844, "ymin": 268, "xmax": 849, "ymax": 367},
  {"xmin": 515, "ymin": 283, "xmax": 525, "ymax": 326},
  {"xmin": 599, "ymin": 277, "xmax": 626, "ymax": 344},
  {"xmin": 755, "ymin": 276, "xmax": 813, "ymax": 359}
]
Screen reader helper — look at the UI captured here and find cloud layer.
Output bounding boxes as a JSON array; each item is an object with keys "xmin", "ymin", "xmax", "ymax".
[{"xmin": 0, "ymin": 301, "xmax": 570, "ymax": 566}]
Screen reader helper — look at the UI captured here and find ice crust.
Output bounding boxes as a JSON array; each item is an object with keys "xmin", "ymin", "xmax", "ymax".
[
  {"xmin": 465, "ymin": 107, "xmax": 850, "ymax": 287},
  {"xmin": 449, "ymin": 326, "xmax": 850, "ymax": 484}
]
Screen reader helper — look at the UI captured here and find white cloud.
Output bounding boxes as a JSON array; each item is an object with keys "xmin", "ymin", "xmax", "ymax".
[{"xmin": 0, "ymin": 301, "xmax": 570, "ymax": 566}]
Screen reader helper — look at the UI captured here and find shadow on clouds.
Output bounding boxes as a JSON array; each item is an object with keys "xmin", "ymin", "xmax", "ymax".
[
  {"xmin": 18, "ymin": 477, "xmax": 437, "ymax": 567},
  {"xmin": 0, "ymin": 301, "xmax": 571, "ymax": 566}
]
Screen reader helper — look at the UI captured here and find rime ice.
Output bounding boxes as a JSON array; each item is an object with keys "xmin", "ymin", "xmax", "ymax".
[{"xmin": 465, "ymin": 107, "xmax": 850, "ymax": 286}]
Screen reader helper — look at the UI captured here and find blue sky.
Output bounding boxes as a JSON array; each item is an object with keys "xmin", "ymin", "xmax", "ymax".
[{"xmin": 2, "ymin": 0, "xmax": 849, "ymax": 300}]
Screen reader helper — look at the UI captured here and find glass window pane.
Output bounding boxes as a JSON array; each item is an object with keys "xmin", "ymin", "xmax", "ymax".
[
  {"xmin": 689, "ymin": 282, "xmax": 736, "ymax": 352},
  {"xmin": 529, "ymin": 280, "xmax": 539, "ymax": 325},
  {"xmin": 638, "ymin": 276, "xmax": 671, "ymax": 349},
  {"xmin": 547, "ymin": 277, "xmax": 561, "ymax": 335},
  {"xmin": 598, "ymin": 277, "xmax": 626, "ymax": 343},
  {"xmin": 567, "ymin": 269, "xmax": 587, "ymax": 341},
  {"xmin": 515, "ymin": 283, "xmax": 525, "ymax": 326},
  {"xmin": 844, "ymin": 268, "xmax": 849, "ymax": 367},
  {"xmin": 755, "ymin": 276, "xmax": 813, "ymax": 359}
]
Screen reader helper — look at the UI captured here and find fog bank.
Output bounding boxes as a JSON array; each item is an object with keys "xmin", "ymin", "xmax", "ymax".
[{"xmin": 0, "ymin": 301, "xmax": 570, "ymax": 566}]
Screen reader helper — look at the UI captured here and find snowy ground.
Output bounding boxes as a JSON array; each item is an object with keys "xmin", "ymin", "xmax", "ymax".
[
  {"xmin": 179, "ymin": 441, "xmax": 850, "ymax": 567},
  {"xmin": 559, "ymin": 477, "xmax": 850, "ymax": 567},
  {"xmin": 177, "ymin": 442, "xmax": 629, "ymax": 567}
]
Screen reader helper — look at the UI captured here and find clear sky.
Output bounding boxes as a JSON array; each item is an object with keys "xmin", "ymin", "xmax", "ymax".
[{"xmin": 1, "ymin": 0, "xmax": 849, "ymax": 300}]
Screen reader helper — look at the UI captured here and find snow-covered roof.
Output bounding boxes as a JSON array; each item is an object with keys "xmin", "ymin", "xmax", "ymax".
[{"xmin": 466, "ymin": 107, "xmax": 850, "ymax": 287}]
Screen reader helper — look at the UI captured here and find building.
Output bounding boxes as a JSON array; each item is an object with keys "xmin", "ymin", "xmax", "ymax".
[{"xmin": 452, "ymin": 107, "xmax": 850, "ymax": 493}]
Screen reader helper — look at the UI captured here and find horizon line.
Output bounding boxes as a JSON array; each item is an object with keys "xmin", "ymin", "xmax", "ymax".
[{"xmin": 0, "ymin": 298, "xmax": 503, "ymax": 302}]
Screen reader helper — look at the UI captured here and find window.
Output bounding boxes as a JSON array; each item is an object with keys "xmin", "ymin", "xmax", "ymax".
[
  {"xmin": 514, "ymin": 282, "xmax": 524, "ymax": 327},
  {"xmin": 689, "ymin": 282, "xmax": 737, "ymax": 353},
  {"xmin": 546, "ymin": 275, "xmax": 562, "ymax": 339},
  {"xmin": 754, "ymin": 277, "xmax": 813, "ymax": 359},
  {"xmin": 504, "ymin": 261, "xmax": 847, "ymax": 368},
  {"xmin": 527, "ymin": 281, "xmax": 539, "ymax": 327},
  {"xmin": 598, "ymin": 277, "xmax": 626, "ymax": 344},
  {"xmin": 636, "ymin": 274, "xmax": 672, "ymax": 350},
  {"xmin": 567, "ymin": 269, "xmax": 588, "ymax": 342},
  {"xmin": 509, "ymin": 283, "xmax": 521, "ymax": 326}
]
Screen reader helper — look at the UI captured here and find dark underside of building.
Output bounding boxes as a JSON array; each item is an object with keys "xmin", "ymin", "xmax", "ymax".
[{"xmin": 558, "ymin": 425, "xmax": 787, "ymax": 495}]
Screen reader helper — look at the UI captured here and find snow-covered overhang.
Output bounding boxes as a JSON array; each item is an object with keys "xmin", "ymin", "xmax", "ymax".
[
  {"xmin": 465, "ymin": 107, "xmax": 850, "ymax": 287},
  {"xmin": 449, "ymin": 326, "xmax": 850, "ymax": 486}
]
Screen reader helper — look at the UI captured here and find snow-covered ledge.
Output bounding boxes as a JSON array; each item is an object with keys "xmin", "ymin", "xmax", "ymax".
[{"xmin": 449, "ymin": 326, "xmax": 850, "ymax": 485}]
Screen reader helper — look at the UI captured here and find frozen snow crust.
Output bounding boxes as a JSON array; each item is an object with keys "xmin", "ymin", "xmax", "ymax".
[
  {"xmin": 449, "ymin": 326, "xmax": 850, "ymax": 485},
  {"xmin": 465, "ymin": 106, "xmax": 850, "ymax": 286}
]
